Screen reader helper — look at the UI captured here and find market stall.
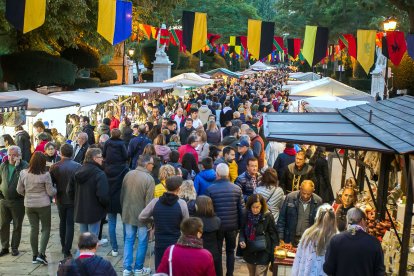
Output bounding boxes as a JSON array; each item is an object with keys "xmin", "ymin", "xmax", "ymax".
[
  {"xmin": 0, "ymin": 95, "xmax": 28, "ymax": 126},
  {"xmin": 291, "ymin": 95, "xmax": 368, "ymax": 112},
  {"xmin": 264, "ymin": 95, "xmax": 414, "ymax": 275},
  {"xmin": 250, "ymin": 61, "xmax": 271, "ymax": 71},
  {"xmin": 289, "ymin": 72, "xmax": 322, "ymax": 81},
  {"xmin": 164, "ymin": 73, "xmax": 214, "ymax": 87}
]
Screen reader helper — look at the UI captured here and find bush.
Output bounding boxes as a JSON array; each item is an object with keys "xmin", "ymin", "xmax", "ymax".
[
  {"xmin": 348, "ymin": 78, "xmax": 371, "ymax": 92},
  {"xmin": 91, "ymin": 64, "xmax": 117, "ymax": 82},
  {"xmin": 166, "ymin": 45, "xmax": 179, "ymax": 70},
  {"xmin": 70, "ymin": 77, "xmax": 100, "ymax": 89},
  {"xmin": 0, "ymin": 51, "xmax": 77, "ymax": 89},
  {"xmin": 141, "ymin": 40, "xmax": 157, "ymax": 69},
  {"xmin": 61, "ymin": 44, "xmax": 100, "ymax": 69},
  {"xmin": 390, "ymin": 53, "xmax": 414, "ymax": 95},
  {"xmin": 141, "ymin": 70, "xmax": 153, "ymax": 82}
]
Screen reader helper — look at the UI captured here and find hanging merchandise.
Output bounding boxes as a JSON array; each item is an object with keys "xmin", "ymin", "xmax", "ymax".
[{"xmin": 97, "ymin": 0, "xmax": 132, "ymax": 45}]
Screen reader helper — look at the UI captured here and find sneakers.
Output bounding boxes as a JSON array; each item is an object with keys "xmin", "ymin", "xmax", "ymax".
[
  {"xmin": 111, "ymin": 249, "xmax": 118, "ymax": 257},
  {"xmin": 134, "ymin": 267, "xmax": 151, "ymax": 276},
  {"xmin": 98, "ymin": 238, "xmax": 108, "ymax": 246},
  {"xmin": 123, "ymin": 269, "xmax": 132, "ymax": 276},
  {"xmin": 11, "ymin": 249, "xmax": 19, "ymax": 256},
  {"xmin": 32, "ymin": 256, "xmax": 38, "ymax": 264},
  {"xmin": 0, "ymin": 249, "xmax": 9, "ymax": 257},
  {"xmin": 36, "ymin": 253, "xmax": 48, "ymax": 265}
]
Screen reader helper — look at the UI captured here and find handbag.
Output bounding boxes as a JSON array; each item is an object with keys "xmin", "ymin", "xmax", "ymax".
[
  {"xmin": 153, "ymin": 244, "xmax": 175, "ymax": 276},
  {"xmin": 247, "ymin": 235, "xmax": 267, "ymax": 252}
]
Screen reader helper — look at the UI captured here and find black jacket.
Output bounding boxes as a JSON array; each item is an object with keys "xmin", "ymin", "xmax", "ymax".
[
  {"xmin": 82, "ymin": 124, "xmax": 96, "ymax": 146},
  {"xmin": 57, "ymin": 255, "xmax": 117, "ymax": 276},
  {"xmin": 273, "ymin": 152, "xmax": 295, "ymax": 182},
  {"xmin": 276, "ymin": 191, "xmax": 322, "ymax": 244},
  {"xmin": 323, "ymin": 230, "xmax": 385, "ymax": 276},
  {"xmin": 121, "ymin": 126, "xmax": 134, "ymax": 148},
  {"xmin": 104, "ymin": 163, "xmax": 129, "ymax": 214},
  {"xmin": 14, "ymin": 130, "xmax": 32, "ymax": 162},
  {"xmin": 199, "ymin": 216, "xmax": 221, "ymax": 274},
  {"xmin": 280, "ymin": 163, "xmax": 315, "ymax": 193},
  {"xmin": 69, "ymin": 162, "xmax": 109, "ymax": 224},
  {"xmin": 313, "ymin": 157, "xmax": 334, "ymax": 203},
  {"xmin": 50, "ymin": 158, "xmax": 81, "ymax": 205},
  {"xmin": 127, "ymin": 134, "xmax": 151, "ymax": 169},
  {"xmin": 205, "ymin": 179, "xmax": 245, "ymax": 231},
  {"xmin": 179, "ymin": 126, "xmax": 195, "ymax": 145},
  {"xmin": 239, "ymin": 212, "xmax": 278, "ymax": 265},
  {"xmin": 103, "ymin": 138, "xmax": 127, "ymax": 166},
  {"xmin": 219, "ymin": 108, "xmax": 233, "ymax": 127},
  {"xmin": 73, "ymin": 143, "xmax": 89, "ymax": 164}
]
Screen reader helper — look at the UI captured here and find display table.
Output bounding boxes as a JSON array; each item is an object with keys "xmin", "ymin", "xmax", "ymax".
[{"xmin": 273, "ymin": 257, "xmax": 294, "ymax": 276}]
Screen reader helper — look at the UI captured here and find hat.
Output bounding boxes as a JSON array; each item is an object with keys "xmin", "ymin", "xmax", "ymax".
[{"xmin": 237, "ymin": 139, "xmax": 250, "ymax": 147}]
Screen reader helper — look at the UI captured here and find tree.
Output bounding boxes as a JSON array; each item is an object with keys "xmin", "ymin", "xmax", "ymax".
[
  {"xmin": 390, "ymin": 53, "xmax": 414, "ymax": 95},
  {"xmin": 388, "ymin": 0, "xmax": 414, "ymax": 32}
]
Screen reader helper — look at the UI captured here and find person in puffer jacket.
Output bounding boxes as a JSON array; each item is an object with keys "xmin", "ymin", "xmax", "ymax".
[
  {"xmin": 194, "ymin": 157, "xmax": 216, "ymax": 196},
  {"xmin": 235, "ymin": 157, "xmax": 262, "ymax": 202}
]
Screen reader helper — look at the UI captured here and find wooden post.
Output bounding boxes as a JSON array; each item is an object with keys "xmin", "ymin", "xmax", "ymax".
[
  {"xmin": 377, "ymin": 154, "xmax": 392, "ymax": 220},
  {"xmin": 340, "ymin": 149, "xmax": 349, "ymax": 188},
  {"xmin": 399, "ymin": 155, "xmax": 413, "ymax": 276}
]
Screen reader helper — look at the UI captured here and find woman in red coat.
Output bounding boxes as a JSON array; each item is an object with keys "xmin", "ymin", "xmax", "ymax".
[{"xmin": 156, "ymin": 217, "xmax": 216, "ymax": 276}]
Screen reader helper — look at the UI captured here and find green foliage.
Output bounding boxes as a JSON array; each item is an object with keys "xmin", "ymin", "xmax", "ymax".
[
  {"xmin": 141, "ymin": 40, "xmax": 157, "ymax": 69},
  {"xmin": 166, "ymin": 45, "xmax": 179, "ymax": 70},
  {"xmin": 348, "ymin": 78, "xmax": 372, "ymax": 92},
  {"xmin": 91, "ymin": 65, "xmax": 118, "ymax": 82},
  {"xmin": 61, "ymin": 44, "xmax": 100, "ymax": 69},
  {"xmin": 71, "ymin": 78, "xmax": 100, "ymax": 89},
  {"xmin": 0, "ymin": 51, "xmax": 76, "ymax": 89},
  {"xmin": 390, "ymin": 53, "xmax": 414, "ymax": 95},
  {"xmin": 141, "ymin": 70, "xmax": 153, "ymax": 82}
]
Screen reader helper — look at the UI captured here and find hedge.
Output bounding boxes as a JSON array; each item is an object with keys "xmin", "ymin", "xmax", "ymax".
[
  {"xmin": 61, "ymin": 44, "xmax": 100, "ymax": 69},
  {"xmin": 348, "ymin": 78, "xmax": 371, "ymax": 92},
  {"xmin": 70, "ymin": 77, "xmax": 100, "ymax": 89},
  {"xmin": 91, "ymin": 64, "xmax": 117, "ymax": 82}
]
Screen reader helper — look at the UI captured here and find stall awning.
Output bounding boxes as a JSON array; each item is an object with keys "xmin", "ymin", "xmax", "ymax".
[
  {"xmin": 263, "ymin": 112, "xmax": 394, "ymax": 153},
  {"xmin": 0, "ymin": 95, "xmax": 28, "ymax": 112},
  {"xmin": 126, "ymin": 82, "xmax": 176, "ymax": 91},
  {"xmin": 164, "ymin": 73, "xmax": 214, "ymax": 87},
  {"xmin": 0, "ymin": 90, "xmax": 78, "ymax": 111},
  {"xmin": 205, "ymin": 68, "xmax": 242, "ymax": 79},
  {"xmin": 87, "ymin": 86, "xmax": 150, "ymax": 96},
  {"xmin": 289, "ymin": 72, "xmax": 322, "ymax": 81},
  {"xmin": 48, "ymin": 90, "xmax": 117, "ymax": 107}
]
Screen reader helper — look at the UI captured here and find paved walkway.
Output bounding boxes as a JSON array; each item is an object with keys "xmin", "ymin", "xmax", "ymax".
[{"xmin": 0, "ymin": 205, "xmax": 251, "ymax": 275}]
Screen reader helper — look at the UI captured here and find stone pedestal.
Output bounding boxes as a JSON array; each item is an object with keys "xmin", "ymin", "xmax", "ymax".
[
  {"xmin": 153, "ymin": 61, "xmax": 173, "ymax": 82},
  {"xmin": 371, "ymin": 72, "xmax": 385, "ymax": 99}
]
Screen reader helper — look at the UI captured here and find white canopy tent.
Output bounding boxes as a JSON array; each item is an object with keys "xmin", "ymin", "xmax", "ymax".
[
  {"xmin": 48, "ymin": 90, "xmax": 117, "ymax": 107},
  {"xmin": 301, "ymin": 95, "xmax": 368, "ymax": 112},
  {"xmin": 126, "ymin": 82, "xmax": 176, "ymax": 91},
  {"xmin": 289, "ymin": 72, "xmax": 322, "ymax": 81},
  {"xmin": 289, "ymin": 77, "xmax": 371, "ymax": 98},
  {"xmin": 88, "ymin": 86, "xmax": 150, "ymax": 96},
  {"xmin": 164, "ymin": 73, "xmax": 214, "ymax": 87},
  {"xmin": 250, "ymin": 61, "xmax": 270, "ymax": 71},
  {"xmin": 0, "ymin": 90, "xmax": 78, "ymax": 114}
]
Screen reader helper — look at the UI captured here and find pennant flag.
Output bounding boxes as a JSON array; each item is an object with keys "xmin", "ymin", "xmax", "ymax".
[
  {"xmin": 182, "ymin": 11, "xmax": 207, "ymax": 54},
  {"xmin": 97, "ymin": 0, "xmax": 132, "ymax": 45},
  {"xmin": 386, "ymin": 31, "xmax": 407, "ymax": 66},
  {"xmin": 287, "ymin": 38, "xmax": 301, "ymax": 59},
  {"xmin": 407, "ymin": 34, "xmax": 414, "ymax": 60},
  {"xmin": 339, "ymin": 34, "xmax": 357, "ymax": 59},
  {"xmin": 160, "ymin": 29, "xmax": 170, "ymax": 46},
  {"xmin": 152, "ymin": 27, "xmax": 160, "ymax": 40},
  {"xmin": 5, "ymin": 0, "xmax": 46, "ymax": 33},
  {"xmin": 357, "ymin": 29, "xmax": 376, "ymax": 74},
  {"xmin": 382, "ymin": 36, "xmax": 389, "ymax": 59},
  {"xmin": 139, "ymin": 24, "xmax": 152, "ymax": 39},
  {"xmin": 376, "ymin": 32, "xmax": 383, "ymax": 48},
  {"xmin": 207, "ymin": 34, "xmax": 221, "ymax": 49},
  {"xmin": 247, "ymin": 19, "xmax": 275, "ymax": 60},
  {"xmin": 273, "ymin": 36, "xmax": 285, "ymax": 53},
  {"xmin": 302, "ymin": 26, "xmax": 329, "ymax": 67}
]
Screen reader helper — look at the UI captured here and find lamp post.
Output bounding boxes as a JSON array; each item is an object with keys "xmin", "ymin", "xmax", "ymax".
[
  {"xmin": 121, "ymin": 41, "xmax": 126, "ymax": 84},
  {"xmin": 383, "ymin": 17, "xmax": 397, "ymax": 99}
]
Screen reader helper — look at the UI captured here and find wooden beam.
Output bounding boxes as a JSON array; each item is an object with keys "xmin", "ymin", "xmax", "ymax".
[
  {"xmin": 399, "ymin": 155, "xmax": 413, "ymax": 276},
  {"xmin": 376, "ymin": 153, "xmax": 392, "ymax": 220},
  {"xmin": 340, "ymin": 149, "xmax": 349, "ymax": 188}
]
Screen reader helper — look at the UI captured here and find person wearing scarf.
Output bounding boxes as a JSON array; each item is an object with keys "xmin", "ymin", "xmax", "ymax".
[
  {"xmin": 156, "ymin": 217, "xmax": 216, "ymax": 276},
  {"xmin": 239, "ymin": 194, "xmax": 278, "ymax": 276}
]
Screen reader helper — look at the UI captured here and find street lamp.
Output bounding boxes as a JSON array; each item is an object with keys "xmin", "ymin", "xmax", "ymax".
[
  {"xmin": 128, "ymin": 48, "xmax": 135, "ymax": 57},
  {"xmin": 382, "ymin": 17, "xmax": 397, "ymax": 99}
]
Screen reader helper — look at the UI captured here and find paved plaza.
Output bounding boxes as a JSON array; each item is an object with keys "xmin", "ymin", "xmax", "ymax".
[{"xmin": 0, "ymin": 205, "xmax": 251, "ymax": 276}]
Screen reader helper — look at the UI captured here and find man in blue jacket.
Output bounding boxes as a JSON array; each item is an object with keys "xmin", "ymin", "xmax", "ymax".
[
  {"xmin": 127, "ymin": 125, "xmax": 151, "ymax": 169},
  {"xmin": 206, "ymin": 163, "xmax": 245, "ymax": 276},
  {"xmin": 277, "ymin": 180, "xmax": 322, "ymax": 247},
  {"xmin": 194, "ymin": 157, "xmax": 216, "ymax": 196},
  {"xmin": 235, "ymin": 138, "xmax": 254, "ymax": 175}
]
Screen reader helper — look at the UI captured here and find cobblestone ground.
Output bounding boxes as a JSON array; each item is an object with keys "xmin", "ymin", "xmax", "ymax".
[{"xmin": 0, "ymin": 205, "xmax": 252, "ymax": 276}]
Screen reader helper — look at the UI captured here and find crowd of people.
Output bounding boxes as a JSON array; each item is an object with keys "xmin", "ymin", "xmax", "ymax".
[{"xmin": 0, "ymin": 70, "xmax": 385, "ymax": 276}]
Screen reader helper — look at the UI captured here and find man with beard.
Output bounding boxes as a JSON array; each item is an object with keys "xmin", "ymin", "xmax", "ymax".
[
  {"xmin": 280, "ymin": 151, "xmax": 315, "ymax": 193},
  {"xmin": 214, "ymin": 146, "xmax": 238, "ymax": 183}
]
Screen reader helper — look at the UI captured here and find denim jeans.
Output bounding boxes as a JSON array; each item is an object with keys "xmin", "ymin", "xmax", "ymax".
[
  {"xmin": 107, "ymin": 213, "xmax": 125, "ymax": 251},
  {"xmin": 79, "ymin": 221, "xmax": 100, "ymax": 237},
  {"xmin": 218, "ymin": 230, "xmax": 237, "ymax": 276},
  {"xmin": 123, "ymin": 224, "xmax": 148, "ymax": 271}
]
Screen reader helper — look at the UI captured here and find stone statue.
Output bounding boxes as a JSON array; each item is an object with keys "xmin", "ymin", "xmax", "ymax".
[{"xmin": 372, "ymin": 46, "xmax": 387, "ymax": 74}]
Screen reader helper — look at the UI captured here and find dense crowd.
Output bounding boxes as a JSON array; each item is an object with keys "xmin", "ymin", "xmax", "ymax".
[{"xmin": 0, "ymin": 70, "xmax": 384, "ymax": 276}]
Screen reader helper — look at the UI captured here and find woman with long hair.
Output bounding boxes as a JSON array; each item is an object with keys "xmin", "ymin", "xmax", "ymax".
[
  {"xmin": 178, "ymin": 180, "xmax": 197, "ymax": 216},
  {"xmin": 17, "ymin": 152, "xmax": 56, "ymax": 265},
  {"xmin": 255, "ymin": 168, "xmax": 284, "ymax": 223},
  {"xmin": 195, "ymin": 196, "xmax": 221, "ymax": 276},
  {"xmin": 335, "ymin": 186, "xmax": 358, "ymax": 232},
  {"xmin": 181, "ymin": 153, "xmax": 200, "ymax": 179},
  {"xmin": 143, "ymin": 143, "xmax": 162, "ymax": 182},
  {"xmin": 291, "ymin": 204, "xmax": 337, "ymax": 276},
  {"xmin": 206, "ymin": 120, "xmax": 221, "ymax": 146},
  {"xmin": 239, "ymin": 194, "xmax": 278, "ymax": 276},
  {"xmin": 154, "ymin": 134, "xmax": 171, "ymax": 163}
]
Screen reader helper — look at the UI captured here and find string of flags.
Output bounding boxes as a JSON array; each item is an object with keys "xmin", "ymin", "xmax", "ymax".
[{"xmin": 4, "ymin": 0, "xmax": 414, "ymax": 73}]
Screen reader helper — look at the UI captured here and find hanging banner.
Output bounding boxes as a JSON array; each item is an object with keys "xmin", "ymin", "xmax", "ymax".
[
  {"xmin": 5, "ymin": 0, "xmax": 46, "ymax": 33},
  {"xmin": 357, "ymin": 29, "xmax": 376, "ymax": 74}
]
